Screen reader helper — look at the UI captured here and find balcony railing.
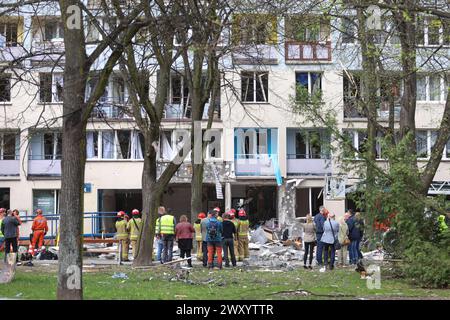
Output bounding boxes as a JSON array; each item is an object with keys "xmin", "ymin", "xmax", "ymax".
[
  {"xmin": 287, "ymin": 154, "xmax": 331, "ymax": 175},
  {"xmin": 90, "ymin": 102, "xmax": 133, "ymax": 120},
  {"xmin": 0, "ymin": 159, "xmax": 19, "ymax": 176},
  {"xmin": 28, "ymin": 159, "xmax": 61, "ymax": 176},
  {"xmin": 164, "ymin": 102, "xmax": 221, "ymax": 120},
  {"xmin": 285, "ymin": 41, "xmax": 331, "ymax": 62},
  {"xmin": 234, "ymin": 153, "xmax": 276, "ymax": 176},
  {"xmin": 344, "ymin": 97, "xmax": 401, "ymax": 120},
  {"xmin": 32, "ymin": 39, "xmax": 65, "ymax": 53}
]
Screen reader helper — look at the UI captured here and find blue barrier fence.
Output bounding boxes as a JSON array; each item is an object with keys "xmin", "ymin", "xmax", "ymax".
[{"xmin": 18, "ymin": 212, "xmax": 118, "ymax": 241}]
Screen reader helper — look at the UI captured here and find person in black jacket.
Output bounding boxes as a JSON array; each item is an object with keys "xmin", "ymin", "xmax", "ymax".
[
  {"xmin": 1, "ymin": 209, "xmax": 21, "ymax": 262},
  {"xmin": 347, "ymin": 211, "xmax": 364, "ymax": 264},
  {"xmin": 221, "ymin": 213, "xmax": 237, "ymax": 267}
]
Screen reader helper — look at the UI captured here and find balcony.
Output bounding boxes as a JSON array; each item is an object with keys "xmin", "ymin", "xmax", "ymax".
[
  {"xmin": 232, "ymin": 45, "xmax": 278, "ymax": 65},
  {"xmin": 90, "ymin": 102, "xmax": 133, "ymax": 120},
  {"xmin": 287, "ymin": 154, "xmax": 331, "ymax": 176},
  {"xmin": 285, "ymin": 41, "xmax": 331, "ymax": 62},
  {"xmin": 0, "ymin": 160, "xmax": 19, "ymax": 176},
  {"xmin": 234, "ymin": 154, "xmax": 276, "ymax": 177},
  {"xmin": 163, "ymin": 102, "xmax": 221, "ymax": 121},
  {"xmin": 344, "ymin": 97, "xmax": 401, "ymax": 120},
  {"xmin": 28, "ymin": 156, "xmax": 61, "ymax": 177}
]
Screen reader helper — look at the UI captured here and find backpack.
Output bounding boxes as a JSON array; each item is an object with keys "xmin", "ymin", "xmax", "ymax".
[{"xmin": 207, "ymin": 220, "xmax": 218, "ymax": 239}]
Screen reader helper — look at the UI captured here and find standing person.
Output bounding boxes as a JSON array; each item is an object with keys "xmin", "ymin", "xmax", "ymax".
[
  {"xmin": 115, "ymin": 211, "xmax": 129, "ymax": 262},
  {"xmin": 30, "ymin": 209, "xmax": 48, "ymax": 256},
  {"xmin": 237, "ymin": 209, "xmax": 250, "ymax": 261},
  {"xmin": 1, "ymin": 209, "xmax": 21, "ymax": 262},
  {"xmin": 127, "ymin": 209, "xmax": 142, "ymax": 259},
  {"xmin": 159, "ymin": 209, "xmax": 176, "ymax": 263},
  {"xmin": 314, "ymin": 206, "xmax": 328, "ymax": 267},
  {"xmin": 337, "ymin": 213, "xmax": 350, "ymax": 267},
  {"xmin": 0, "ymin": 208, "xmax": 5, "ymax": 251},
  {"xmin": 222, "ymin": 213, "xmax": 237, "ymax": 267},
  {"xmin": 155, "ymin": 206, "xmax": 166, "ymax": 262},
  {"xmin": 175, "ymin": 215, "xmax": 195, "ymax": 267},
  {"xmin": 354, "ymin": 212, "xmax": 365, "ymax": 261},
  {"xmin": 346, "ymin": 209, "xmax": 355, "ymax": 264},
  {"xmin": 320, "ymin": 212, "xmax": 339, "ymax": 271},
  {"xmin": 214, "ymin": 207, "xmax": 223, "ymax": 222},
  {"xmin": 206, "ymin": 209, "xmax": 223, "ymax": 269},
  {"xmin": 301, "ymin": 214, "xmax": 316, "ymax": 269},
  {"xmin": 200, "ymin": 211, "xmax": 211, "ymax": 267},
  {"xmin": 194, "ymin": 212, "xmax": 206, "ymax": 261},
  {"xmin": 229, "ymin": 209, "xmax": 239, "ymax": 259}
]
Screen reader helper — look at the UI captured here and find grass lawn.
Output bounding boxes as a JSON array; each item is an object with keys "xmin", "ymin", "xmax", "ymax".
[{"xmin": 1, "ymin": 264, "xmax": 449, "ymax": 300}]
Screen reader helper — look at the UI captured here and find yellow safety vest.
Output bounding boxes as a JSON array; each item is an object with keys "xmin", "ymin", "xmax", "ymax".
[
  {"xmin": 159, "ymin": 215, "xmax": 175, "ymax": 235},
  {"xmin": 238, "ymin": 219, "xmax": 249, "ymax": 237},
  {"xmin": 116, "ymin": 220, "xmax": 129, "ymax": 240},
  {"xmin": 194, "ymin": 222, "xmax": 202, "ymax": 241},
  {"xmin": 0, "ymin": 219, "xmax": 3, "ymax": 237},
  {"xmin": 217, "ymin": 216, "xmax": 223, "ymax": 222},
  {"xmin": 127, "ymin": 218, "xmax": 142, "ymax": 241},
  {"xmin": 232, "ymin": 218, "xmax": 240, "ymax": 231}
]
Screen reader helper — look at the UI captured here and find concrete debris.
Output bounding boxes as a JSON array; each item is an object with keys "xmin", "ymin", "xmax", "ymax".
[
  {"xmin": 111, "ymin": 272, "xmax": 128, "ymax": 279},
  {"xmin": 363, "ymin": 250, "xmax": 384, "ymax": 262}
]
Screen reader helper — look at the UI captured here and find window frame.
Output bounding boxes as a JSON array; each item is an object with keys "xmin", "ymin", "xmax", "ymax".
[{"xmin": 240, "ymin": 71, "xmax": 269, "ymax": 103}]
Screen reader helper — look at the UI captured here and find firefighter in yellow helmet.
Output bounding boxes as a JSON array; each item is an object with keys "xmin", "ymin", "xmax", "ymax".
[
  {"xmin": 194, "ymin": 212, "xmax": 206, "ymax": 260},
  {"xmin": 115, "ymin": 211, "xmax": 130, "ymax": 262},
  {"xmin": 237, "ymin": 209, "xmax": 249, "ymax": 261},
  {"xmin": 127, "ymin": 209, "xmax": 143, "ymax": 258}
]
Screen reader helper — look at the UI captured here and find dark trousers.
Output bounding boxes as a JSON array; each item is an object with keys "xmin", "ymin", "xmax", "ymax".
[
  {"xmin": 178, "ymin": 238, "xmax": 192, "ymax": 267},
  {"xmin": 323, "ymin": 243, "xmax": 336, "ymax": 268},
  {"xmin": 316, "ymin": 236, "xmax": 324, "ymax": 265},
  {"xmin": 162, "ymin": 235, "xmax": 174, "ymax": 263},
  {"xmin": 202, "ymin": 241, "xmax": 208, "ymax": 267},
  {"xmin": 4, "ymin": 237, "xmax": 18, "ymax": 261},
  {"xmin": 304, "ymin": 241, "xmax": 315, "ymax": 266},
  {"xmin": 222, "ymin": 238, "xmax": 236, "ymax": 266}
]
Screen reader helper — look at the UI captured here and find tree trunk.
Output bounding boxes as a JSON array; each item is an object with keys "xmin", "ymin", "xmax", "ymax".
[
  {"xmin": 57, "ymin": 0, "xmax": 87, "ymax": 300},
  {"xmin": 134, "ymin": 129, "xmax": 161, "ymax": 266}
]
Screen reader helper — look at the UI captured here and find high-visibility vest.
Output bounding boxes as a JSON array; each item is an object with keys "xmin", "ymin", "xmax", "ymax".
[
  {"xmin": 238, "ymin": 219, "xmax": 249, "ymax": 237},
  {"xmin": 127, "ymin": 218, "xmax": 142, "ymax": 241},
  {"xmin": 217, "ymin": 216, "xmax": 223, "ymax": 222},
  {"xmin": 194, "ymin": 222, "xmax": 202, "ymax": 241},
  {"xmin": 159, "ymin": 215, "xmax": 175, "ymax": 235},
  {"xmin": 0, "ymin": 219, "xmax": 3, "ymax": 237},
  {"xmin": 116, "ymin": 220, "xmax": 129, "ymax": 240},
  {"xmin": 438, "ymin": 215, "xmax": 448, "ymax": 232},
  {"xmin": 232, "ymin": 218, "xmax": 240, "ymax": 231}
]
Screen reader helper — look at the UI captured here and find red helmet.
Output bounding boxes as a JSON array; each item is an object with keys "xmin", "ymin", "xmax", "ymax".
[
  {"xmin": 238, "ymin": 209, "xmax": 246, "ymax": 217},
  {"xmin": 228, "ymin": 211, "xmax": 235, "ymax": 219},
  {"xmin": 132, "ymin": 209, "xmax": 140, "ymax": 216},
  {"xmin": 213, "ymin": 207, "xmax": 221, "ymax": 213},
  {"xmin": 231, "ymin": 208, "xmax": 237, "ymax": 214},
  {"xmin": 117, "ymin": 211, "xmax": 125, "ymax": 217},
  {"xmin": 198, "ymin": 212, "xmax": 206, "ymax": 219}
]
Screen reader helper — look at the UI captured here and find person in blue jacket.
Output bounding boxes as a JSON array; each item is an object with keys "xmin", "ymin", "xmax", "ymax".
[{"xmin": 314, "ymin": 206, "xmax": 328, "ymax": 267}]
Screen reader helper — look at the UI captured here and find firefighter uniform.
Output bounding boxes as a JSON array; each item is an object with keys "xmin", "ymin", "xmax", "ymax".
[
  {"xmin": 127, "ymin": 217, "xmax": 142, "ymax": 258},
  {"xmin": 194, "ymin": 221, "xmax": 203, "ymax": 259},
  {"xmin": 31, "ymin": 212, "xmax": 48, "ymax": 254},
  {"xmin": 116, "ymin": 218, "xmax": 129, "ymax": 261},
  {"xmin": 237, "ymin": 218, "xmax": 249, "ymax": 261},
  {"xmin": 231, "ymin": 218, "xmax": 240, "ymax": 258}
]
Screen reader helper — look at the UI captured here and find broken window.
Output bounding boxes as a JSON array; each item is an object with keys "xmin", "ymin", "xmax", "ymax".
[
  {"xmin": 428, "ymin": 18, "xmax": 441, "ymax": 45},
  {"xmin": 170, "ymin": 74, "xmax": 190, "ymax": 106},
  {"xmin": 112, "ymin": 76, "xmax": 125, "ymax": 104},
  {"xmin": 116, "ymin": 130, "xmax": 132, "ymax": 159},
  {"xmin": 416, "ymin": 130, "xmax": 428, "ymax": 158},
  {"xmin": 39, "ymin": 73, "xmax": 52, "ymax": 102},
  {"xmin": 294, "ymin": 130, "xmax": 330, "ymax": 159},
  {"xmin": 241, "ymin": 72, "xmax": 268, "ymax": 103},
  {"xmin": 295, "ymin": 72, "xmax": 322, "ymax": 100},
  {"xmin": 0, "ymin": 74, "xmax": 11, "ymax": 102},
  {"xmin": 160, "ymin": 131, "xmax": 173, "ymax": 160},
  {"xmin": 341, "ymin": 17, "xmax": 357, "ymax": 44},
  {"xmin": 102, "ymin": 131, "xmax": 115, "ymax": 159},
  {"xmin": 429, "ymin": 75, "xmax": 442, "ymax": 101},
  {"xmin": 417, "ymin": 74, "xmax": 445, "ymax": 101},
  {"xmin": 0, "ymin": 132, "xmax": 19, "ymax": 160},
  {"xmin": 235, "ymin": 14, "xmax": 277, "ymax": 45},
  {"xmin": 285, "ymin": 15, "xmax": 330, "ymax": 42},
  {"xmin": 0, "ymin": 22, "xmax": 18, "ymax": 47},
  {"xmin": 29, "ymin": 132, "xmax": 61, "ymax": 160},
  {"xmin": 86, "ymin": 131, "xmax": 99, "ymax": 159},
  {"xmin": 44, "ymin": 20, "xmax": 64, "ymax": 41}
]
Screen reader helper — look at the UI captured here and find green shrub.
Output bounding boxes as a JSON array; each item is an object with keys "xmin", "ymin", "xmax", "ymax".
[{"xmin": 402, "ymin": 239, "xmax": 450, "ymax": 288}]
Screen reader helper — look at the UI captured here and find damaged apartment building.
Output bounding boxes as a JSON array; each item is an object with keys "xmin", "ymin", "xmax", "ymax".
[{"xmin": 1, "ymin": 1, "xmax": 450, "ymax": 238}]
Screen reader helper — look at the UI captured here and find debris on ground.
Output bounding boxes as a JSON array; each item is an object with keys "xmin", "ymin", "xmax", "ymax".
[{"xmin": 111, "ymin": 272, "xmax": 128, "ymax": 279}]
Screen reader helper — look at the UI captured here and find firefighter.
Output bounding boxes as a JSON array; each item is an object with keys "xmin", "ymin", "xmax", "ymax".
[
  {"xmin": 127, "ymin": 209, "xmax": 142, "ymax": 259},
  {"xmin": 31, "ymin": 209, "xmax": 48, "ymax": 256},
  {"xmin": 115, "ymin": 211, "xmax": 130, "ymax": 262},
  {"xmin": 194, "ymin": 212, "xmax": 206, "ymax": 260},
  {"xmin": 229, "ymin": 209, "xmax": 239, "ymax": 259},
  {"xmin": 237, "ymin": 209, "xmax": 249, "ymax": 261},
  {"xmin": 214, "ymin": 207, "xmax": 223, "ymax": 222}
]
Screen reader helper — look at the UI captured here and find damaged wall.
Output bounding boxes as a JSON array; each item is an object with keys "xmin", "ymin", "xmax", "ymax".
[{"xmin": 277, "ymin": 182, "xmax": 296, "ymax": 226}]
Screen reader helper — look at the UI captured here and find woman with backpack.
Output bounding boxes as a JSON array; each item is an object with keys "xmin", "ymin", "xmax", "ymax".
[{"xmin": 175, "ymin": 215, "xmax": 195, "ymax": 268}]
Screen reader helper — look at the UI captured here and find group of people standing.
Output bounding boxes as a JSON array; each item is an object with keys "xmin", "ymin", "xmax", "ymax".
[
  {"xmin": 152, "ymin": 206, "xmax": 250, "ymax": 269},
  {"xmin": 301, "ymin": 207, "xmax": 364, "ymax": 271},
  {"xmin": 0, "ymin": 208, "xmax": 48, "ymax": 262}
]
